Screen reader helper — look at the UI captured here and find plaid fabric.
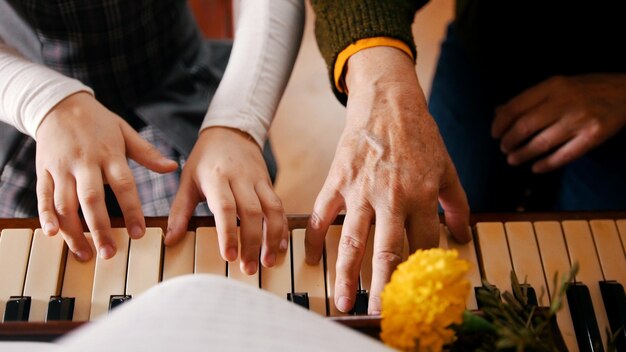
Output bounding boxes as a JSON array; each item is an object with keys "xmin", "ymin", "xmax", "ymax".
[
  {"xmin": 0, "ymin": 126, "xmax": 210, "ymax": 218},
  {"xmin": 6, "ymin": 0, "xmax": 198, "ymax": 111}
]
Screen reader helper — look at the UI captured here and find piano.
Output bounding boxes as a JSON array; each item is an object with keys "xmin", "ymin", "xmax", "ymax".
[{"xmin": 0, "ymin": 213, "xmax": 625, "ymax": 352}]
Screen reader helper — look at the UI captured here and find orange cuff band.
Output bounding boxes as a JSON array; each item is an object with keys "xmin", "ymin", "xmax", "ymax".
[{"xmin": 333, "ymin": 37, "xmax": 414, "ymax": 94}]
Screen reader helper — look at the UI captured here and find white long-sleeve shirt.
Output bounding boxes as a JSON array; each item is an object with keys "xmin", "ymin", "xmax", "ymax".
[{"xmin": 0, "ymin": 0, "xmax": 304, "ymax": 148}]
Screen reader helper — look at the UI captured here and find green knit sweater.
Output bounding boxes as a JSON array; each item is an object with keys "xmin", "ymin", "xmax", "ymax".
[
  {"xmin": 310, "ymin": 0, "xmax": 427, "ymax": 105},
  {"xmin": 311, "ymin": 0, "xmax": 427, "ymax": 104}
]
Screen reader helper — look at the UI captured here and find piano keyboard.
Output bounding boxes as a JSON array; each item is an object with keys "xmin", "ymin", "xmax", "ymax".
[{"xmin": 0, "ymin": 214, "xmax": 625, "ymax": 351}]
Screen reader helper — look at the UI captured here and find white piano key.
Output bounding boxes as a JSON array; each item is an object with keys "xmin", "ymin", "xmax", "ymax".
[
  {"xmin": 292, "ymin": 229, "xmax": 326, "ymax": 315},
  {"xmin": 162, "ymin": 231, "xmax": 195, "ymax": 281},
  {"xmin": 446, "ymin": 226, "xmax": 481, "ymax": 310},
  {"xmin": 589, "ymin": 220, "xmax": 626, "ymax": 287},
  {"xmin": 325, "ymin": 225, "xmax": 345, "ymax": 316},
  {"xmin": 126, "ymin": 228, "xmax": 163, "ymax": 297},
  {"xmin": 194, "ymin": 227, "xmax": 226, "ymax": 276},
  {"xmin": 504, "ymin": 222, "xmax": 549, "ymax": 306},
  {"xmin": 475, "ymin": 222, "xmax": 513, "ymax": 292},
  {"xmin": 0, "ymin": 229, "xmax": 33, "ymax": 320},
  {"xmin": 227, "ymin": 228, "xmax": 259, "ymax": 288},
  {"xmin": 22, "ymin": 229, "xmax": 66, "ymax": 322},
  {"xmin": 562, "ymin": 220, "xmax": 610, "ymax": 349},
  {"xmin": 90, "ymin": 229, "xmax": 130, "ymax": 320},
  {"xmin": 260, "ymin": 233, "xmax": 292, "ymax": 299},
  {"xmin": 61, "ymin": 233, "xmax": 96, "ymax": 321},
  {"xmin": 359, "ymin": 226, "xmax": 375, "ymax": 293},
  {"xmin": 533, "ymin": 222, "xmax": 578, "ymax": 352}
]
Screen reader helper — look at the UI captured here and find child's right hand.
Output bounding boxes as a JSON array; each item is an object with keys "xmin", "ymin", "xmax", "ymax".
[{"xmin": 35, "ymin": 92, "xmax": 178, "ymax": 261}]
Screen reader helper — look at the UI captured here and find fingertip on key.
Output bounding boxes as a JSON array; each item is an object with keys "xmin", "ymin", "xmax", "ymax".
[
  {"xmin": 337, "ymin": 296, "xmax": 353, "ymax": 312},
  {"xmin": 75, "ymin": 250, "xmax": 92, "ymax": 262},
  {"xmin": 43, "ymin": 221, "xmax": 57, "ymax": 236},
  {"xmin": 130, "ymin": 225, "xmax": 144, "ymax": 239},
  {"xmin": 244, "ymin": 261, "xmax": 258, "ymax": 275},
  {"xmin": 264, "ymin": 253, "xmax": 276, "ymax": 267},
  {"xmin": 98, "ymin": 244, "xmax": 116, "ymax": 259},
  {"xmin": 226, "ymin": 247, "xmax": 238, "ymax": 262}
]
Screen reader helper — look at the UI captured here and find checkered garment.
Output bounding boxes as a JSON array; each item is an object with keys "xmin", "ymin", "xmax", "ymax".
[{"xmin": 0, "ymin": 0, "xmax": 211, "ymax": 218}]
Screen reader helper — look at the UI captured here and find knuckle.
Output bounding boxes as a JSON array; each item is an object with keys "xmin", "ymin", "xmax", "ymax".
[
  {"xmin": 411, "ymin": 180, "xmax": 439, "ymax": 201},
  {"xmin": 534, "ymin": 134, "xmax": 551, "ymax": 152},
  {"xmin": 79, "ymin": 189, "xmax": 103, "ymax": 206},
  {"xmin": 264, "ymin": 198, "xmax": 284, "ymax": 215},
  {"xmin": 335, "ymin": 277, "xmax": 357, "ymax": 291},
  {"xmin": 111, "ymin": 174, "xmax": 135, "ymax": 192},
  {"xmin": 215, "ymin": 201, "xmax": 237, "ymax": 215},
  {"xmin": 241, "ymin": 204, "xmax": 262, "ymax": 218},
  {"xmin": 309, "ymin": 211, "xmax": 326, "ymax": 230},
  {"xmin": 516, "ymin": 120, "xmax": 531, "ymax": 138},
  {"xmin": 339, "ymin": 234, "xmax": 366, "ymax": 254},
  {"xmin": 54, "ymin": 201, "xmax": 77, "ymax": 216},
  {"xmin": 374, "ymin": 250, "xmax": 403, "ymax": 267},
  {"xmin": 586, "ymin": 120, "xmax": 603, "ymax": 139}
]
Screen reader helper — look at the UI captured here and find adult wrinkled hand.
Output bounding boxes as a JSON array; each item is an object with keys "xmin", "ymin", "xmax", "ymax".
[
  {"xmin": 35, "ymin": 92, "xmax": 179, "ymax": 261},
  {"xmin": 492, "ymin": 74, "xmax": 626, "ymax": 173},
  {"xmin": 166, "ymin": 127, "xmax": 288, "ymax": 275},
  {"xmin": 304, "ymin": 47, "xmax": 470, "ymax": 314}
]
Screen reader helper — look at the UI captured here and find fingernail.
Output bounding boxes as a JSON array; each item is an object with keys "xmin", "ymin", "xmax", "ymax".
[
  {"xmin": 75, "ymin": 250, "xmax": 91, "ymax": 261},
  {"xmin": 130, "ymin": 225, "xmax": 143, "ymax": 239},
  {"xmin": 44, "ymin": 222, "xmax": 55, "ymax": 235},
  {"xmin": 99, "ymin": 244, "xmax": 115, "ymax": 259},
  {"xmin": 279, "ymin": 239, "xmax": 288, "ymax": 251},
  {"xmin": 337, "ymin": 296, "xmax": 352, "ymax": 312},
  {"xmin": 245, "ymin": 261, "xmax": 258, "ymax": 275},
  {"xmin": 226, "ymin": 247, "xmax": 238, "ymax": 261},
  {"xmin": 265, "ymin": 253, "xmax": 276, "ymax": 267}
]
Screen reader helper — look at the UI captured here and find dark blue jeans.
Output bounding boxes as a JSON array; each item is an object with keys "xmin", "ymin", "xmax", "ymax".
[{"xmin": 429, "ymin": 24, "xmax": 626, "ymax": 212}]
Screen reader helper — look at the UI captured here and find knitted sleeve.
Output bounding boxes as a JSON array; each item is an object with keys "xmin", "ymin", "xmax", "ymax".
[{"xmin": 310, "ymin": 0, "xmax": 428, "ymax": 104}]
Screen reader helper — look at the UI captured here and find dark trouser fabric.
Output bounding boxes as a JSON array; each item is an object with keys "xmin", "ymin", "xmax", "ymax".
[{"xmin": 429, "ymin": 24, "xmax": 626, "ymax": 212}]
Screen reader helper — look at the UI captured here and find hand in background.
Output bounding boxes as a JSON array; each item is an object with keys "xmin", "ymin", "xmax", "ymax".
[
  {"xmin": 304, "ymin": 47, "xmax": 471, "ymax": 314},
  {"xmin": 166, "ymin": 127, "xmax": 288, "ymax": 275},
  {"xmin": 492, "ymin": 74, "xmax": 626, "ymax": 173},
  {"xmin": 35, "ymin": 92, "xmax": 178, "ymax": 261}
]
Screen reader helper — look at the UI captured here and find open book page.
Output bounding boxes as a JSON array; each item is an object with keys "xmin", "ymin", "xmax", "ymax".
[
  {"xmin": 0, "ymin": 342, "xmax": 57, "ymax": 352},
  {"xmin": 55, "ymin": 274, "xmax": 391, "ymax": 352}
]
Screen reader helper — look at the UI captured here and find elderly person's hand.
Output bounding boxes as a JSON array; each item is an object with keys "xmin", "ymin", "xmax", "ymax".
[{"xmin": 305, "ymin": 47, "xmax": 471, "ymax": 314}]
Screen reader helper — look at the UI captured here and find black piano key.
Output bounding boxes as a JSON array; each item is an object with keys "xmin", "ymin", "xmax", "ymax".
[
  {"xmin": 46, "ymin": 296, "xmax": 75, "ymax": 321},
  {"xmin": 567, "ymin": 283, "xmax": 604, "ymax": 352},
  {"xmin": 519, "ymin": 284, "xmax": 538, "ymax": 306},
  {"xmin": 599, "ymin": 281, "xmax": 626, "ymax": 351},
  {"xmin": 4, "ymin": 296, "xmax": 31, "ymax": 322},
  {"xmin": 287, "ymin": 292, "xmax": 309, "ymax": 309},
  {"xmin": 475, "ymin": 285, "xmax": 500, "ymax": 309},
  {"xmin": 109, "ymin": 295, "xmax": 132, "ymax": 311},
  {"xmin": 349, "ymin": 290, "xmax": 368, "ymax": 315}
]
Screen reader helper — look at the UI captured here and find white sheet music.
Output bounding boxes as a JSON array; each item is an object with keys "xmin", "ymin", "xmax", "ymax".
[{"xmin": 2, "ymin": 275, "xmax": 390, "ymax": 352}]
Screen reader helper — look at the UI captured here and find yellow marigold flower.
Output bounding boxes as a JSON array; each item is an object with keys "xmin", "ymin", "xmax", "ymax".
[{"xmin": 380, "ymin": 248, "xmax": 471, "ymax": 352}]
